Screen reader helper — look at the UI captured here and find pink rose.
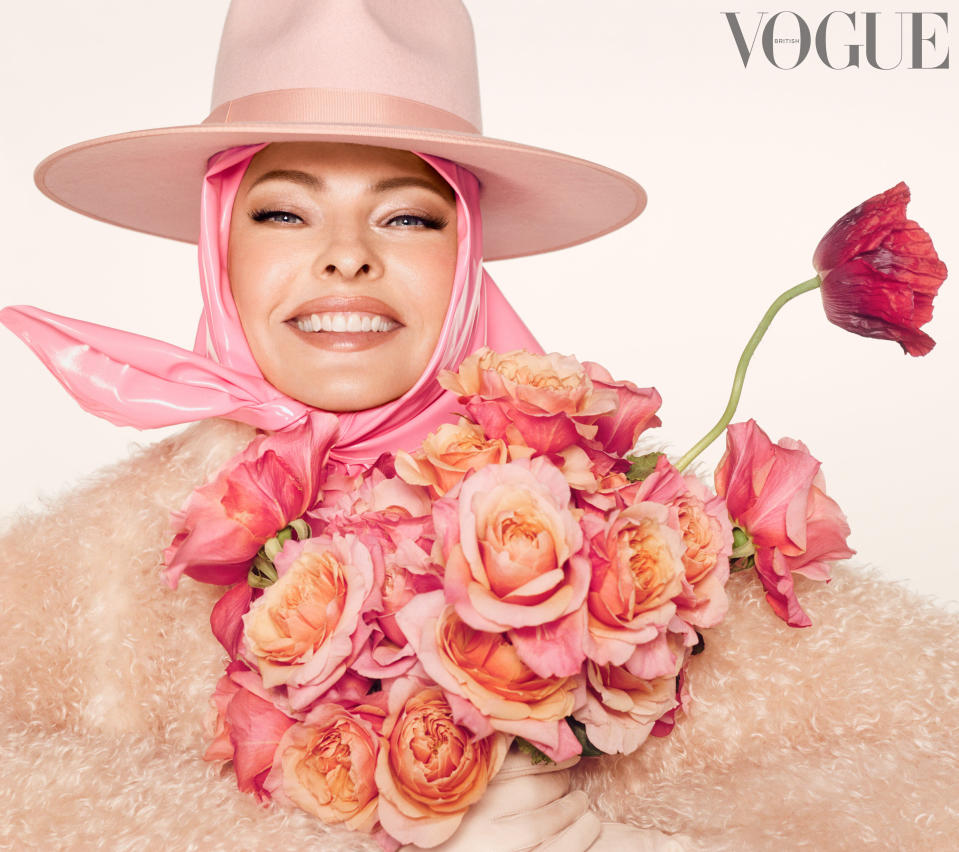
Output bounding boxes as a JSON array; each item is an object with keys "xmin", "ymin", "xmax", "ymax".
[
  {"xmin": 574, "ymin": 657, "xmax": 681, "ymax": 755},
  {"xmin": 210, "ymin": 581, "xmax": 255, "ymax": 660},
  {"xmin": 311, "ymin": 456, "xmax": 433, "ymax": 534},
  {"xmin": 581, "ymin": 360, "xmax": 663, "ymax": 457},
  {"xmin": 352, "ymin": 536, "xmax": 437, "ymax": 680},
  {"xmin": 583, "ymin": 501, "xmax": 686, "ymax": 667},
  {"xmin": 310, "ymin": 461, "xmax": 441, "ymax": 681},
  {"xmin": 203, "ymin": 663, "xmax": 245, "ymax": 763},
  {"xmin": 375, "ymin": 540, "xmax": 434, "ymax": 647},
  {"xmin": 349, "ymin": 462, "xmax": 434, "ymax": 520},
  {"xmin": 164, "ymin": 412, "xmax": 336, "ymax": 587},
  {"xmin": 264, "ymin": 700, "xmax": 386, "ymax": 832},
  {"xmin": 203, "ymin": 668, "xmax": 295, "ymax": 797},
  {"xmin": 375, "ymin": 678, "xmax": 510, "ymax": 848},
  {"xmin": 239, "ymin": 534, "xmax": 376, "ymax": 710},
  {"xmin": 396, "ymin": 591, "xmax": 583, "ymax": 762},
  {"xmin": 715, "ymin": 420, "xmax": 855, "ymax": 627},
  {"xmin": 436, "ymin": 457, "xmax": 590, "ymax": 674}
]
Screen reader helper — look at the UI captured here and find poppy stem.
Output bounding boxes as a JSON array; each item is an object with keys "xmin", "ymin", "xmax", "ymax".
[{"xmin": 675, "ymin": 275, "xmax": 821, "ymax": 472}]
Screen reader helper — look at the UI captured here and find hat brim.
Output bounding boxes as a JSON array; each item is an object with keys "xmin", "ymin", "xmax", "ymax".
[{"xmin": 34, "ymin": 122, "xmax": 646, "ymax": 261}]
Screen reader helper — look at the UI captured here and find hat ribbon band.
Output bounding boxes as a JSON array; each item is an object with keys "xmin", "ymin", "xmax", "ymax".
[{"xmin": 203, "ymin": 87, "xmax": 480, "ymax": 134}]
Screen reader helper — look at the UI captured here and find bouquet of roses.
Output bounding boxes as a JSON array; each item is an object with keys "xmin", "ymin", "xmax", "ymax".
[{"xmin": 163, "ymin": 183, "xmax": 946, "ymax": 849}]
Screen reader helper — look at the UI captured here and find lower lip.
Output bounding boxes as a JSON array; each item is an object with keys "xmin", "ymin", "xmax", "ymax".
[{"xmin": 287, "ymin": 322, "xmax": 401, "ymax": 351}]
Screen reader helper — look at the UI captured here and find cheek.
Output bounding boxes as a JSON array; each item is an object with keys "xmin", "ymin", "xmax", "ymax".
[
  {"xmin": 227, "ymin": 231, "xmax": 267, "ymax": 325},
  {"xmin": 227, "ymin": 238, "xmax": 299, "ymax": 333},
  {"xmin": 409, "ymin": 239, "xmax": 458, "ymax": 341}
]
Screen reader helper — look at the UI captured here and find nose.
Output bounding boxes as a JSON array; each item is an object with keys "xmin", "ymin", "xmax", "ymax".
[{"xmin": 312, "ymin": 221, "xmax": 380, "ymax": 282}]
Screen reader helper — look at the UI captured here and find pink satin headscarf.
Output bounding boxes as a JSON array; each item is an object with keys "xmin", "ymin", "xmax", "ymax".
[{"xmin": 0, "ymin": 145, "xmax": 542, "ymax": 463}]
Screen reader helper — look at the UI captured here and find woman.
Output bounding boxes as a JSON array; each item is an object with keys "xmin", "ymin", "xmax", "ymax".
[
  {"xmin": 0, "ymin": 2, "xmax": 661, "ymax": 849},
  {"xmin": 2, "ymin": 2, "xmax": 958, "ymax": 850}
]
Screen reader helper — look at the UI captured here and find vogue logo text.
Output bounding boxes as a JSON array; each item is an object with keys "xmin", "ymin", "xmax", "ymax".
[{"xmin": 724, "ymin": 11, "xmax": 949, "ymax": 69}]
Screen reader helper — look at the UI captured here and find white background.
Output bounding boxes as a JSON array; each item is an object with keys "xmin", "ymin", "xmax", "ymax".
[{"xmin": 1, "ymin": 2, "xmax": 957, "ymax": 609}]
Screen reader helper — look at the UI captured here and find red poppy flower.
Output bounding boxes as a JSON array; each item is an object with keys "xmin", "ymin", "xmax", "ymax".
[{"xmin": 812, "ymin": 182, "xmax": 947, "ymax": 356}]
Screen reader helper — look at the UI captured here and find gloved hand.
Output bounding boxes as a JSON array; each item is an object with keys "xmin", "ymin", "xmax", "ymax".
[
  {"xmin": 588, "ymin": 821, "xmax": 692, "ymax": 851},
  {"xmin": 399, "ymin": 747, "xmax": 601, "ymax": 851}
]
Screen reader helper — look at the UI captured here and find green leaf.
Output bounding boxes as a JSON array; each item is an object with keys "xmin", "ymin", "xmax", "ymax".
[
  {"xmin": 249, "ymin": 519, "xmax": 313, "ymax": 588},
  {"xmin": 247, "ymin": 550, "xmax": 279, "ymax": 588},
  {"xmin": 513, "ymin": 737, "xmax": 554, "ymax": 765},
  {"xmin": 625, "ymin": 452, "xmax": 664, "ymax": 483},
  {"xmin": 566, "ymin": 717, "xmax": 604, "ymax": 757},
  {"xmin": 290, "ymin": 518, "xmax": 311, "ymax": 541}
]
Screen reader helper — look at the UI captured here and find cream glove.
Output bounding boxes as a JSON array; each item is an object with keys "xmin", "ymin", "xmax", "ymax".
[
  {"xmin": 399, "ymin": 747, "xmax": 601, "ymax": 852},
  {"xmin": 587, "ymin": 821, "xmax": 692, "ymax": 851}
]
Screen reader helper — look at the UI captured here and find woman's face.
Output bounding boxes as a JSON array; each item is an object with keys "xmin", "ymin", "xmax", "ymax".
[{"xmin": 229, "ymin": 142, "xmax": 458, "ymax": 412}]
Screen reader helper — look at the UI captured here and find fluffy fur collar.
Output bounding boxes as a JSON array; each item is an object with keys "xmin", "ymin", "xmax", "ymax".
[{"xmin": 1, "ymin": 419, "xmax": 956, "ymax": 849}]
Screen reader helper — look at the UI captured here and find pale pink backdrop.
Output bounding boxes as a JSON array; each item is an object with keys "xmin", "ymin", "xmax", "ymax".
[{"xmin": 1, "ymin": 1, "xmax": 956, "ymax": 608}]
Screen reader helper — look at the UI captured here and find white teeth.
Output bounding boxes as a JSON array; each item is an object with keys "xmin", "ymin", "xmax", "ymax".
[{"xmin": 293, "ymin": 312, "xmax": 398, "ymax": 333}]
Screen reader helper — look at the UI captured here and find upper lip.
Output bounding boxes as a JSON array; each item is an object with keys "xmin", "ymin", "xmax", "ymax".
[{"xmin": 285, "ymin": 295, "xmax": 402, "ymax": 324}]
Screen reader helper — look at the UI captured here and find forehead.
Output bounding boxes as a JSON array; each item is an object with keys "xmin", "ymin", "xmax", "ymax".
[{"xmin": 240, "ymin": 141, "xmax": 455, "ymax": 201}]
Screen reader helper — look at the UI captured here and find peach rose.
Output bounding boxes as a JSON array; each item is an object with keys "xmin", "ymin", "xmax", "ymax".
[
  {"xmin": 396, "ymin": 591, "xmax": 583, "ymax": 761},
  {"xmin": 583, "ymin": 502, "xmax": 685, "ymax": 667},
  {"xmin": 439, "ymin": 349, "xmax": 662, "ymax": 461},
  {"xmin": 439, "ymin": 348, "xmax": 617, "ymax": 453},
  {"xmin": 264, "ymin": 701, "xmax": 385, "ymax": 832},
  {"xmin": 631, "ymin": 457, "xmax": 732, "ymax": 629},
  {"xmin": 375, "ymin": 678, "xmax": 509, "ymax": 848},
  {"xmin": 240, "ymin": 534, "xmax": 376, "ymax": 710},
  {"xmin": 670, "ymin": 485, "xmax": 731, "ymax": 628},
  {"xmin": 441, "ymin": 348, "xmax": 615, "ymax": 418},
  {"xmin": 395, "ymin": 418, "xmax": 510, "ymax": 497},
  {"xmin": 437, "ymin": 457, "xmax": 590, "ymax": 640}
]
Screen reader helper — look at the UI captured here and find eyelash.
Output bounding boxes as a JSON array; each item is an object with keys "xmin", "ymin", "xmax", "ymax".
[
  {"xmin": 249, "ymin": 208, "xmax": 303, "ymax": 224},
  {"xmin": 386, "ymin": 213, "xmax": 448, "ymax": 230},
  {"xmin": 248, "ymin": 209, "xmax": 448, "ymax": 230}
]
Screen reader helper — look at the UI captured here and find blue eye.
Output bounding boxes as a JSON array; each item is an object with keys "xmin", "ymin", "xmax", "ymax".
[
  {"xmin": 250, "ymin": 209, "xmax": 303, "ymax": 225},
  {"xmin": 386, "ymin": 214, "xmax": 446, "ymax": 229}
]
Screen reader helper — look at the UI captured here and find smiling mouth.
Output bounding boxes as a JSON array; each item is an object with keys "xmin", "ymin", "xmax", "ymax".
[{"xmin": 291, "ymin": 312, "xmax": 401, "ymax": 333}]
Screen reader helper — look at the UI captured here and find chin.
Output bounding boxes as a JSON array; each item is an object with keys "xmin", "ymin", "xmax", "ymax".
[
  {"xmin": 289, "ymin": 381, "xmax": 406, "ymax": 413},
  {"xmin": 260, "ymin": 346, "xmax": 426, "ymax": 412}
]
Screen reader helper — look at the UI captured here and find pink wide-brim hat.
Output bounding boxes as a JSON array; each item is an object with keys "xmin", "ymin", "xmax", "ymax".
[{"xmin": 33, "ymin": 0, "xmax": 646, "ymax": 261}]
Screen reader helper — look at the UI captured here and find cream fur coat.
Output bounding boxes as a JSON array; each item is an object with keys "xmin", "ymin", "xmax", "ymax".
[{"xmin": 1, "ymin": 419, "xmax": 957, "ymax": 850}]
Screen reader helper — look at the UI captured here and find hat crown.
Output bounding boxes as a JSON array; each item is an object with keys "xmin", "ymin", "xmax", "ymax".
[{"xmin": 211, "ymin": 0, "xmax": 482, "ymax": 131}]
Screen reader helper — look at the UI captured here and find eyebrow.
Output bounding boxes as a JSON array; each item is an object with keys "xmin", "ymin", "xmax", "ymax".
[
  {"xmin": 372, "ymin": 176, "xmax": 451, "ymax": 199},
  {"xmin": 249, "ymin": 169, "xmax": 452, "ymax": 200},
  {"xmin": 250, "ymin": 169, "xmax": 321, "ymax": 190}
]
